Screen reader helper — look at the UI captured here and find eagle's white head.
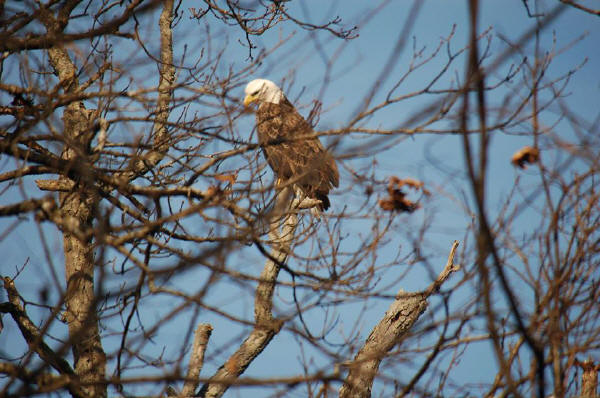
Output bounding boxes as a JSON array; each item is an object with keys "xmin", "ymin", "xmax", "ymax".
[{"xmin": 244, "ymin": 79, "xmax": 284, "ymax": 106}]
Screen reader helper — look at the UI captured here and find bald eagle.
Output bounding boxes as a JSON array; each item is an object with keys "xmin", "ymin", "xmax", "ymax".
[{"xmin": 244, "ymin": 79, "xmax": 339, "ymax": 211}]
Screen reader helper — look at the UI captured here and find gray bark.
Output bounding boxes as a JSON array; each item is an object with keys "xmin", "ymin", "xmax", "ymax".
[
  {"xmin": 58, "ymin": 103, "xmax": 106, "ymax": 397},
  {"xmin": 339, "ymin": 293, "xmax": 428, "ymax": 398},
  {"xmin": 42, "ymin": 4, "xmax": 107, "ymax": 394},
  {"xmin": 339, "ymin": 241, "xmax": 459, "ymax": 398},
  {"xmin": 37, "ymin": 0, "xmax": 175, "ymax": 394},
  {"xmin": 198, "ymin": 190, "xmax": 297, "ymax": 397}
]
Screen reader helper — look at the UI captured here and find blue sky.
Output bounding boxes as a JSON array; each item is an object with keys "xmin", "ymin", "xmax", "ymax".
[{"xmin": 1, "ymin": 0, "xmax": 599, "ymax": 396}]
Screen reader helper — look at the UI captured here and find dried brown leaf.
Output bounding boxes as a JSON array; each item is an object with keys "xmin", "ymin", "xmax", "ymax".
[
  {"xmin": 379, "ymin": 176, "xmax": 425, "ymax": 213},
  {"xmin": 214, "ymin": 172, "xmax": 238, "ymax": 185},
  {"xmin": 511, "ymin": 146, "xmax": 540, "ymax": 169}
]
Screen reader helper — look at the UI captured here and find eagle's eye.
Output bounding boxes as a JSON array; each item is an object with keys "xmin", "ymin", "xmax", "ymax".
[{"xmin": 252, "ymin": 90, "xmax": 260, "ymax": 96}]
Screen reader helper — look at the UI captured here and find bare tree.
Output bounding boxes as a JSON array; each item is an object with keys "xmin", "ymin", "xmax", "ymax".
[{"xmin": 1, "ymin": 1, "xmax": 599, "ymax": 397}]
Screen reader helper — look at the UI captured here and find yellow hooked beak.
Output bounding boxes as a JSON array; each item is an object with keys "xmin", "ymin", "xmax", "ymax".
[{"xmin": 243, "ymin": 94, "xmax": 257, "ymax": 107}]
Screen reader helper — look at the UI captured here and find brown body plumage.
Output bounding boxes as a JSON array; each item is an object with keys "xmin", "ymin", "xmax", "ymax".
[
  {"xmin": 255, "ymin": 98, "xmax": 339, "ymax": 210},
  {"xmin": 244, "ymin": 79, "xmax": 339, "ymax": 210}
]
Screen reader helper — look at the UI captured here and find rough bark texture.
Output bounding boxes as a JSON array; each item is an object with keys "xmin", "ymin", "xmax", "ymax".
[
  {"xmin": 580, "ymin": 359, "xmax": 599, "ymax": 398},
  {"xmin": 33, "ymin": 1, "xmax": 175, "ymax": 395},
  {"xmin": 339, "ymin": 241, "xmax": 459, "ymax": 398},
  {"xmin": 339, "ymin": 293, "xmax": 428, "ymax": 398},
  {"xmin": 181, "ymin": 324, "xmax": 213, "ymax": 397},
  {"xmin": 42, "ymin": 5, "xmax": 107, "ymax": 396},
  {"xmin": 58, "ymin": 103, "xmax": 106, "ymax": 397},
  {"xmin": 198, "ymin": 190, "xmax": 297, "ymax": 397}
]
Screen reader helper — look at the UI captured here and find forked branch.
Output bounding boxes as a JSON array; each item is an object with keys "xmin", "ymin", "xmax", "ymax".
[
  {"xmin": 197, "ymin": 189, "xmax": 299, "ymax": 397},
  {"xmin": 339, "ymin": 241, "xmax": 460, "ymax": 398}
]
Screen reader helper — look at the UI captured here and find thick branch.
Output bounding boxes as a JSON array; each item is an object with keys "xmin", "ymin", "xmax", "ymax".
[
  {"xmin": 576, "ymin": 358, "xmax": 600, "ymax": 398},
  {"xmin": 1, "ymin": 278, "xmax": 85, "ymax": 398},
  {"xmin": 339, "ymin": 241, "xmax": 460, "ymax": 398},
  {"xmin": 0, "ymin": 165, "xmax": 54, "ymax": 183},
  {"xmin": 122, "ymin": 0, "xmax": 175, "ymax": 181},
  {"xmin": 0, "ymin": 196, "xmax": 55, "ymax": 217},
  {"xmin": 41, "ymin": 5, "xmax": 107, "ymax": 394},
  {"xmin": 198, "ymin": 190, "xmax": 298, "ymax": 397},
  {"xmin": 181, "ymin": 324, "xmax": 213, "ymax": 397}
]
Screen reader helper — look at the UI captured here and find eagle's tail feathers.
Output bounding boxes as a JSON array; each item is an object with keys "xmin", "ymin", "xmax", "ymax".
[{"xmin": 315, "ymin": 192, "xmax": 330, "ymax": 211}]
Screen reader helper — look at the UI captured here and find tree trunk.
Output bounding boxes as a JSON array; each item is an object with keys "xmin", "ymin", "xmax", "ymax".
[
  {"xmin": 59, "ymin": 102, "xmax": 106, "ymax": 397},
  {"xmin": 46, "ymin": 32, "xmax": 107, "ymax": 394}
]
